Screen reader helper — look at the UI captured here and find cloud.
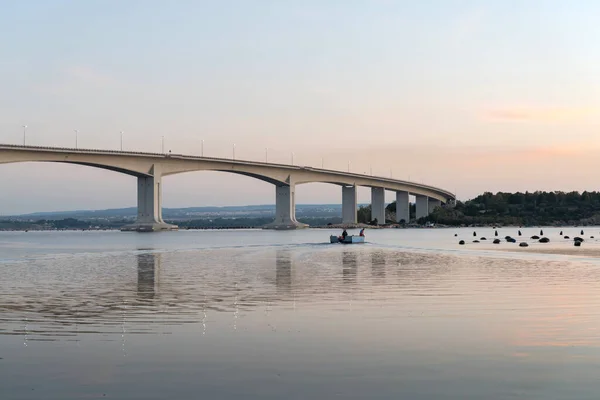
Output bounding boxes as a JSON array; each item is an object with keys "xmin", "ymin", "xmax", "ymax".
[
  {"xmin": 484, "ymin": 107, "xmax": 598, "ymax": 122},
  {"xmin": 449, "ymin": 144, "xmax": 600, "ymax": 173}
]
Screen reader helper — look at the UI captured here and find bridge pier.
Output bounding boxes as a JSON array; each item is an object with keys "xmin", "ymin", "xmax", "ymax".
[
  {"xmin": 415, "ymin": 195, "xmax": 428, "ymax": 220},
  {"xmin": 264, "ymin": 184, "xmax": 307, "ymax": 230},
  {"xmin": 342, "ymin": 185, "xmax": 357, "ymax": 224},
  {"xmin": 121, "ymin": 166, "xmax": 178, "ymax": 232},
  {"xmin": 371, "ymin": 187, "xmax": 386, "ymax": 225},
  {"xmin": 395, "ymin": 191, "xmax": 410, "ymax": 223}
]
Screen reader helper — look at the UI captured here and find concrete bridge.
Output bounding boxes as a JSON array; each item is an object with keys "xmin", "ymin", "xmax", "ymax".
[{"xmin": 0, "ymin": 144, "xmax": 456, "ymax": 231}]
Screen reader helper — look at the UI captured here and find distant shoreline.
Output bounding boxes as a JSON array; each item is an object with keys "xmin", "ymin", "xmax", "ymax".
[{"xmin": 0, "ymin": 223, "xmax": 596, "ymax": 233}]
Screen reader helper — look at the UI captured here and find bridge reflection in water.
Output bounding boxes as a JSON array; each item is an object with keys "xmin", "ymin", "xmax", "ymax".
[
  {"xmin": 371, "ymin": 251, "xmax": 386, "ymax": 282},
  {"xmin": 342, "ymin": 251, "xmax": 357, "ymax": 283},
  {"xmin": 137, "ymin": 251, "xmax": 161, "ymax": 299},
  {"xmin": 2, "ymin": 247, "xmax": 463, "ymax": 343},
  {"xmin": 275, "ymin": 250, "xmax": 292, "ymax": 291}
]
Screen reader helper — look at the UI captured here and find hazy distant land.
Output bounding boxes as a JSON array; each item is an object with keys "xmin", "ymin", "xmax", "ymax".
[{"xmin": 3, "ymin": 191, "xmax": 600, "ymax": 231}]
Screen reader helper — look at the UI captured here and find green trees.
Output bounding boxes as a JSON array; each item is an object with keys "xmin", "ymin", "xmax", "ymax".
[
  {"xmin": 421, "ymin": 191, "xmax": 600, "ymax": 226},
  {"xmin": 357, "ymin": 205, "xmax": 371, "ymax": 224}
]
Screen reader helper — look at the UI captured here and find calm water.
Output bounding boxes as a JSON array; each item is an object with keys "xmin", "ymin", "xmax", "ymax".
[{"xmin": 2, "ymin": 227, "xmax": 600, "ymax": 399}]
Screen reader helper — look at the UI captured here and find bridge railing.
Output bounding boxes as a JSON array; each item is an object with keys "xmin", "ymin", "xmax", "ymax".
[{"xmin": 0, "ymin": 143, "xmax": 456, "ymax": 199}]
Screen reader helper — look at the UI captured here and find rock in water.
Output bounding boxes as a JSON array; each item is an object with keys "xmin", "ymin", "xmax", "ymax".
[
  {"xmin": 506, "ymin": 237, "xmax": 516, "ymax": 243},
  {"xmin": 531, "ymin": 235, "xmax": 540, "ymax": 240},
  {"xmin": 473, "ymin": 240, "xmax": 480, "ymax": 243},
  {"xmin": 539, "ymin": 237, "xmax": 550, "ymax": 243},
  {"xmin": 480, "ymin": 237, "xmax": 487, "ymax": 240},
  {"xmin": 564, "ymin": 236, "xmax": 570, "ymax": 239},
  {"xmin": 519, "ymin": 242, "xmax": 529, "ymax": 247},
  {"xmin": 574, "ymin": 241, "xmax": 582, "ymax": 247},
  {"xmin": 459, "ymin": 240, "xmax": 465, "ymax": 245},
  {"xmin": 574, "ymin": 237, "xmax": 584, "ymax": 242},
  {"xmin": 493, "ymin": 239, "xmax": 501, "ymax": 244}
]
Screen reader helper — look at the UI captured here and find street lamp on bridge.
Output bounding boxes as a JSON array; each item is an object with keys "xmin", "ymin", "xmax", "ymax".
[
  {"xmin": 22, "ymin": 125, "xmax": 27, "ymax": 145},
  {"xmin": 74, "ymin": 130, "xmax": 78, "ymax": 149},
  {"xmin": 120, "ymin": 131, "xmax": 124, "ymax": 151}
]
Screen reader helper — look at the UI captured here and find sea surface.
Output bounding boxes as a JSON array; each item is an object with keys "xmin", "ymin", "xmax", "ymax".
[{"xmin": 2, "ymin": 227, "xmax": 600, "ymax": 399}]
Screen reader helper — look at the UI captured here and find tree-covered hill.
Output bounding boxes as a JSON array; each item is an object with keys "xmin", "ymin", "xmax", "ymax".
[{"xmin": 425, "ymin": 191, "xmax": 600, "ymax": 226}]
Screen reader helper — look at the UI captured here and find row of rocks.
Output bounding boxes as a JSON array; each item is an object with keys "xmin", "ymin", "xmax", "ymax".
[
  {"xmin": 459, "ymin": 235, "xmax": 586, "ymax": 247},
  {"xmin": 458, "ymin": 239, "xmax": 527, "ymax": 246},
  {"xmin": 461, "ymin": 229, "xmax": 590, "ymax": 238}
]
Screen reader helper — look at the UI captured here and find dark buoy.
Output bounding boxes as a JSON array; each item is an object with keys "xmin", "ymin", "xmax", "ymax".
[
  {"xmin": 581, "ymin": 230, "xmax": 584, "ymax": 235},
  {"xmin": 459, "ymin": 240, "xmax": 465, "ymax": 245},
  {"xmin": 454, "ymin": 233, "xmax": 458, "ymax": 237},
  {"xmin": 493, "ymin": 239, "xmax": 501, "ymax": 244},
  {"xmin": 591, "ymin": 236, "xmax": 595, "ymax": 239},
  {"xmin": 495, "ymin": 230, "xmax": 498, "ymax": 237},
  {"xmin": 560, "ymin": 231, "xmax": 563, "ymax": 235},
  {"xmin": 540, "ymin": 229, "xmax": 544, "ymax": 235},
  {"xmin": 531, "ymin": 235, "xmax": 540, "ymax": 240},
  {"xmin": 574, "ymin": 241, "xmax": 582, "ymax": 247},
  {"xmin": 473, "ymin": 231, "xmax": 477, "ymax": 237},
  {"xmin": 539, "ymin": 237, "xmax": 550, "ymax": 243},
  {"xmin": 519, "ymin": 242, "xmax": 529, "ymax": 247},
  {"xmin": 518, "ymin": 230, "xmax": 522, "ymax": 236}
]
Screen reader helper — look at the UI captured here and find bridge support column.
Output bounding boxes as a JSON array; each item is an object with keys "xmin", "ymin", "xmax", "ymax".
[
  {"xmin": 428, "ymin": 198, "xmax": 441, "ymax": 214},
  {"xmin": 342, "ymin": 185, "xmax": 357, "ymax": 224},
  {"xmin": 395, "ymin": 191, "xmax": 410, "ymax": 223},
  {"xmin": 264, "ymin": 184, "xmax": 307, "ymax": 230},
  {"xmin": 415, "ymin": 195, "xmax": 428, "ymax": 220},
  {"xmin": 121, "ymin": 165, "xmax": 178, "ymax": 232},
  {"xmin": 371, "ymin": 187, "xmax": 386, "ymax": 225}
]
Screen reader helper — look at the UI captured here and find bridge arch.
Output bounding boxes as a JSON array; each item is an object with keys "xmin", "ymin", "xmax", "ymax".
[{"xmin": 0, "ymin": 152, "xmax": 153, "ymax": 177}]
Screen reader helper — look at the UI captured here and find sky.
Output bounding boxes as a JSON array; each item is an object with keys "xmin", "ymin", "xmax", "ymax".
[{"xmin": 1, "ymin": 0, "xmax": 600, "ymax": 214}]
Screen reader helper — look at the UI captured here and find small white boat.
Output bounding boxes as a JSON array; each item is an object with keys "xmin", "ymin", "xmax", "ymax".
[{"xmin": 330, "ymin": 235, "xmax": 365, "ymax": 244}]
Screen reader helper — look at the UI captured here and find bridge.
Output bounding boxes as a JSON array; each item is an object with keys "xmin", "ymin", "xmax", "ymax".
[{"xmin": 0, "ymin": 144, "xmax": 456, "ymax": 231}]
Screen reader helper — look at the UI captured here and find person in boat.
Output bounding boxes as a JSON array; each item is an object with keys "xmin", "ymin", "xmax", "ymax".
[
  {"xmin": 341, "ymin": 229, "xmax": 348, "ymax": 240},
  {"xmin": 359, "ymin": 228, "xmax": 365, "ymax": 237}
]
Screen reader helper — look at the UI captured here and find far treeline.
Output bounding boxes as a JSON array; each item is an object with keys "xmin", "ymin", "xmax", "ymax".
[{"xmin": 419, "ymin": 191, "xmax": 600, "ymax": 226}]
